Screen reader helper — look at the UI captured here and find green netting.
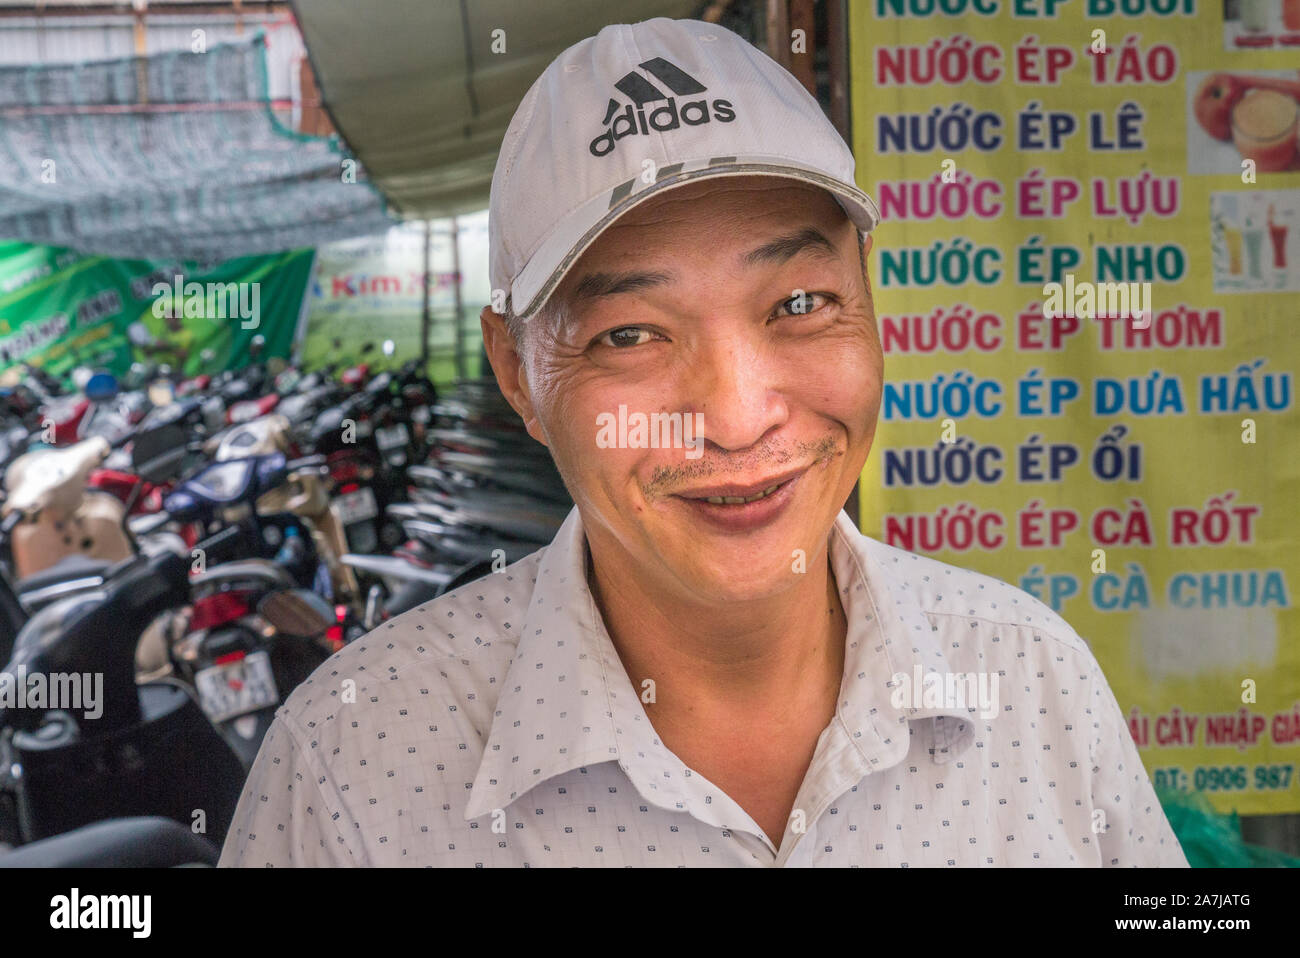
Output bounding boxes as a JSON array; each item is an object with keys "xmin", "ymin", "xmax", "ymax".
[
  {"xmin": 1157, "ymin": 787, "xmax": 1300, "ymax": 867},
  {"xmin": 0, "ymin": 33, "xmax": 395, "ymax": 262}
]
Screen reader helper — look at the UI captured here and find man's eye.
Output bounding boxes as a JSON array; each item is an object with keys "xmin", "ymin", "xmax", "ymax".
[
  {"xmin": 600, "ymin": 327, "xmax": 654, "ymax": 348},
  {"xmin": 776, "ymin": 292, "xmax": 826, "ymax": 317}
]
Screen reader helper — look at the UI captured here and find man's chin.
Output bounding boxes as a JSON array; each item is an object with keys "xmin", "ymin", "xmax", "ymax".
[{"xmin": 647, "ymin": 516, "xmax": 822, "ymax": 604}]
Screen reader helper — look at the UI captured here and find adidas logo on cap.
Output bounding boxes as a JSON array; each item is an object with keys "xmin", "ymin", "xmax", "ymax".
[{"xmin": 589, "ymin": 57, "xmax": 736, "ymax": 158}]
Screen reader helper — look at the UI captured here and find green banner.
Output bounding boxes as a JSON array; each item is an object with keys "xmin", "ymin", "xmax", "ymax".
[{"xmin": 0, "ymin": 242, "xmax": 315, "ymax": 381}]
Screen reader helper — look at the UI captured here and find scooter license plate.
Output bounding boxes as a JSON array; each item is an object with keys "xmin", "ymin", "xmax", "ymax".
[
  {"xmin": 375, "ymin": 423, "xmax": 410, "ymax": 451},
  {"xmin": 195, "ymin": 650, "xmax": 279, "ymax": 723},
  {"xmin": 331, "ymin": 486, "xmax": 378, "ymax": 525},
  {"xmin": 345, "ymin": 519, "xmax": 378, "ymax": 554}
]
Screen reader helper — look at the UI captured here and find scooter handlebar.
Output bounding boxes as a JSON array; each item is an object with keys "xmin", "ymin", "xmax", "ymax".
[
  {"xmin": 129, "ymin": 510, "xmax": 171, "ymax": 536},
  {"xmin": 0, "ymin": 510, "xmax": 22, "ymax": 536},
  {"xmin": 287, "ymin": 453, "xmax": 327, "ymax": 473}
]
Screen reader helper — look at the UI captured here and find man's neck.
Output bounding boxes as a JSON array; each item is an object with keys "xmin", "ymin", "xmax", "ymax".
[{"xmin": 585, "ymin": 535, "xmax": 847, "ymax": 726}]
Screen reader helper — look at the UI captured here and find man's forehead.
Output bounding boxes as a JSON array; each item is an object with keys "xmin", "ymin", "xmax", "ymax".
[{"xmin": 553, "ymin": 182, "xmax": 856, "ymax": 307}]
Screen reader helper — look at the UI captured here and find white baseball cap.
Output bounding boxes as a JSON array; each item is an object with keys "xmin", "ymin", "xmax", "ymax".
[{"xmin": 489, "ymin": 16, "xmax": 881, "ymax": 320}]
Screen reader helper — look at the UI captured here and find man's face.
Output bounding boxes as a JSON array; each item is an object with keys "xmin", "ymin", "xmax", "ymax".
[{"xmin": 487, "ymin": 176, "xmax": 884, "ymax": 605}]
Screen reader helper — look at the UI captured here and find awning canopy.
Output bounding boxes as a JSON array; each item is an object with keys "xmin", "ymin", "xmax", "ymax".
[{"xmin": 292, "ymin": 0, "xmax": 701, "ymax": 220}]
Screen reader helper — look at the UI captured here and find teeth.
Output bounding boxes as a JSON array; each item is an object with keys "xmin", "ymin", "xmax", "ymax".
[{"xmin": 704, "ymin": 483, "xmax": 781, "ymax": 505}]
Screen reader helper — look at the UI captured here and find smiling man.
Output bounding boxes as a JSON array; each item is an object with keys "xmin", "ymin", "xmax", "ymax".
[{"xmin": 220, "ymin": 17, "xmax": 1187, "ymax": 868}]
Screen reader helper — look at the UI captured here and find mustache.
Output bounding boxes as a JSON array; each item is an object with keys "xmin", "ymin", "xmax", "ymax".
[{"xmin": 642, "ymin": 434, "xmax": 842, "ymax": 498}]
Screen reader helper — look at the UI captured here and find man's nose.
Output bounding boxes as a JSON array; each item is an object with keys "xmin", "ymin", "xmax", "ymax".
[{"xmin": 687, "ymin": 332, "xmax": 788, "ymax": 452}]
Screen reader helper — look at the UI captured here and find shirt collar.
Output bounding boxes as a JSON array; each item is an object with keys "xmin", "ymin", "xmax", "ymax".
[
  {"xmin": 464, "ymin": 508, "xmax": 974, "ymax": 822},
  {"xmin": 825, "ymin": 511, "xmax": 977, "ymax": 774}
]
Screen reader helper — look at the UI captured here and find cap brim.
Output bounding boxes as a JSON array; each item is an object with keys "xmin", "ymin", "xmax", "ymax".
[{"xmin": 511, "ymin": 157, "xmax": 880, "ymax": 320}]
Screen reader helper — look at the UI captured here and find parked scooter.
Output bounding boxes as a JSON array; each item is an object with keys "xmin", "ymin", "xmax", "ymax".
[
  {"xmin": 212, "ymin": 413, "xmax": 358, "ymax": 603},
  {"xmin": 340, "ymin": 377, "xmax": 570, "ymax": 627},
  {"xmin": 176, "ymin": 559, "xmax": 336, "ymax": 769},
  {"xmin": 0, "ymin": 550, "xmax": 246, "ymax": 849},
  {"xmin": 2, "ymin": 437, "xmax": 135, "ymax": 582},
  {"xmin": 132, "ymin": 450, "xmax": 337, "ymax": 768},
  {"xmin": 0, "ymin": 430, "xmax": 190, "ymax": 687}
]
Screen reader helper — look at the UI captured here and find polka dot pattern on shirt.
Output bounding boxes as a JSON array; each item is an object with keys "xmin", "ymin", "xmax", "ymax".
[{"xmin": 218, "ymin": 508, "xmax": 1188, "ymax": 868}]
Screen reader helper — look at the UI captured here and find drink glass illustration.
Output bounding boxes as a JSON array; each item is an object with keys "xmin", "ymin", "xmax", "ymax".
[
  {"xmin": 1241, "ymin": 0, "xmax": 1271, "ymax": 31},
  {"xmin": 1243, "ymin": 217, "xmax": 1265, "ymax": 279},
  {"xmin": 1232, "ymin": 91, "xmax": 1300, "ymax": 173},
  {"xmin": 1223, "ymin": 224, "xmax": 1244, "ymax": 275},
  {"xmin": 1285, "ymin": 0, "xmax": 1300, "ymax": 30},
  {"xmin": 1268, "ymin": 205, "xmax": 1289, "ymax": 270}
]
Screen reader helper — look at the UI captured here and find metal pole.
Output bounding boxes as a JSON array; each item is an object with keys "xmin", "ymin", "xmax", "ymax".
[
  {"xmin": 787, "ymin": 0, "xmax": 817, "ymax": 96},
  {"xmin": 420, "ymin": 219, "xmax": 431, "ymax": 371},
  {"xmin": 133, "ymin": 0, "xmax": 149, "ymax": 107},
  {"xmin": 828, "ymin": 0, "xmax": 851, "ymax": 142},
  {"xmin": 451, "ymin": 215, "xmax": 465, "ymax": 380},
  {"xmin": 765, "ymin": 0, "xmax": 788, "ymax": 65}
]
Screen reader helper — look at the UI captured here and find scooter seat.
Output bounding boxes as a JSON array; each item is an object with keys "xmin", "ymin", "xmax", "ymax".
[
  {"xmin": 17, "ymin": 554, "xmax": 113, "ymax": 595},
  {"xmin": 4, "ymin": 551, "xmax": 189, "ymax": 733}
]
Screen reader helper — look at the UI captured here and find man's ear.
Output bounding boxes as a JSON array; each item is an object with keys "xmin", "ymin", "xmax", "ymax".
[{"xmin": 479, "ymin": 305, "xmax": 548, "ymax": 447}]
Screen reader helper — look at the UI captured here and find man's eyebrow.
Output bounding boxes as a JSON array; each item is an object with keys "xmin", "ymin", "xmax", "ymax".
[
  {"xmin": 743, "ymin": 227, "xmax": 841, "ymax": 268},
  {"xmin": 568, "ymin": 269, "xmax": 677, "ymax": 305}
]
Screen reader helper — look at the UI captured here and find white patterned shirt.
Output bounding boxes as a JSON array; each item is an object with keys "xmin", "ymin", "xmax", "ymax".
[{"xmin": 219, "ymin": 508, "xmax": 1187, "ymax": 868}]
